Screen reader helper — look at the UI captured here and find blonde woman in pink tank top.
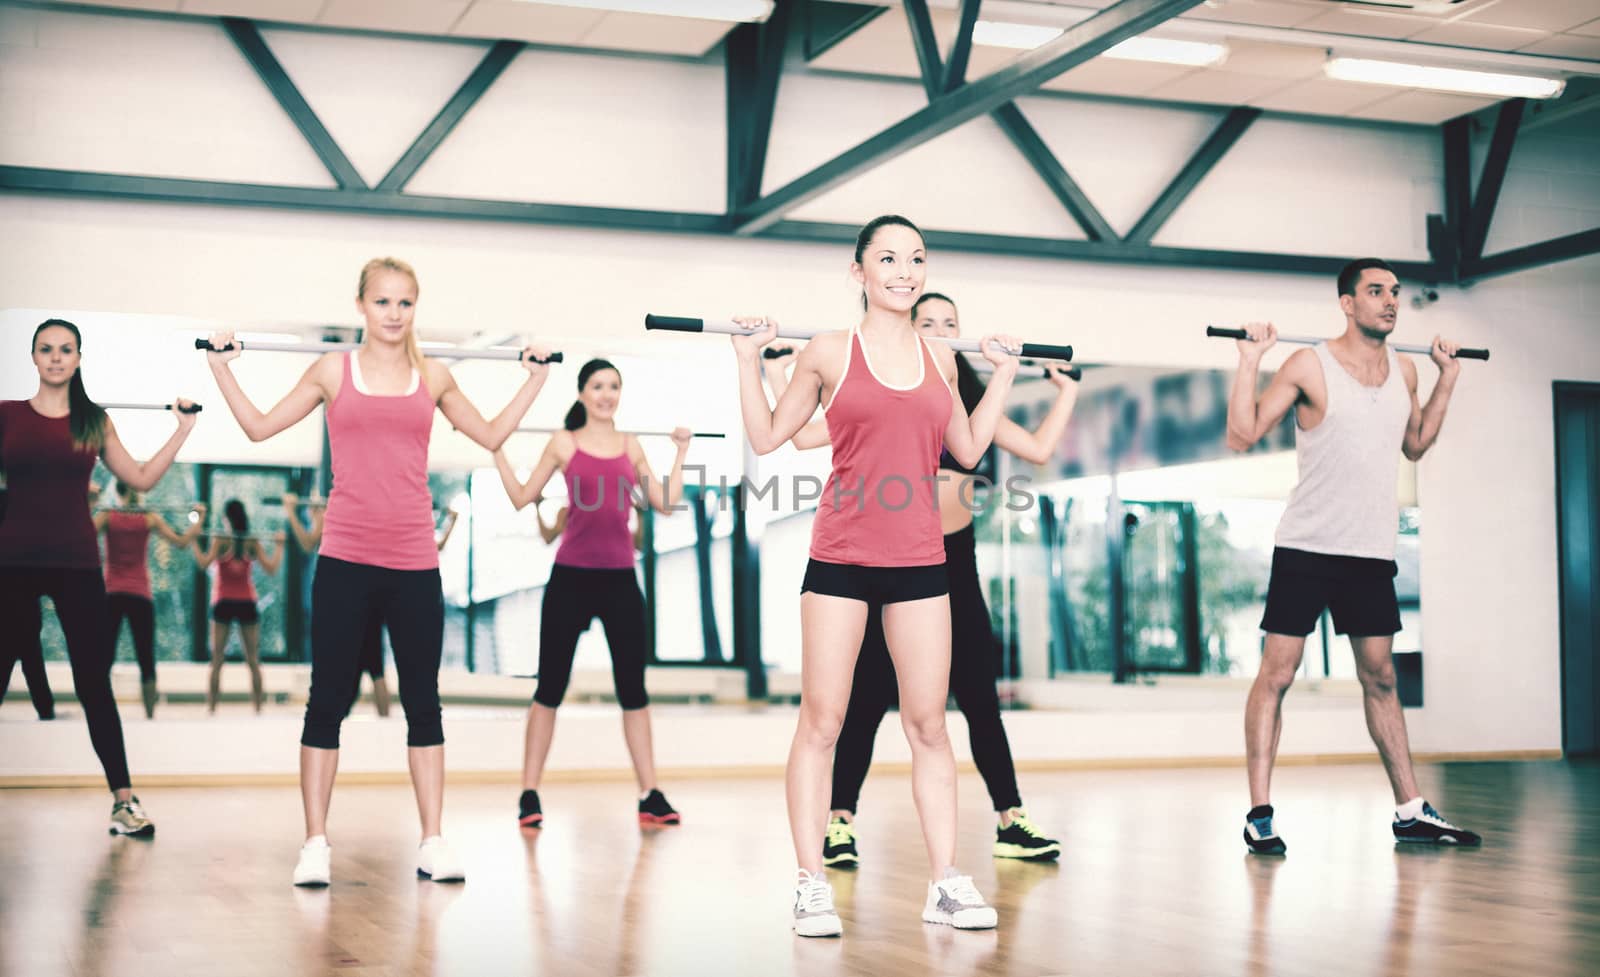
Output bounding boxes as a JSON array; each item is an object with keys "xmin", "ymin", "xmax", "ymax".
[
  {"xmin": 730, "ymin": 216, "xmax": 1024, "ymax": 938},
  {"xmin": 206, "ymin": 257, "xmax": 555, "ymax": 889},
  {"xmin": 493, "ymin": 358, "xmax": 692, "ymax": 830}
]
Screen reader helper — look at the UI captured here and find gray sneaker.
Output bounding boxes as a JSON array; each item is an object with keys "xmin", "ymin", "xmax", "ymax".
[{"xmin": 922, "ymin": 870, "xmax": 997, "ymax": 930}]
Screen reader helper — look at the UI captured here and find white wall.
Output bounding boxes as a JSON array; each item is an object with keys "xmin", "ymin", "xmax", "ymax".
[{"xmin": 2, "ymin": 4, "xmax": 1596, "ymax": 758}]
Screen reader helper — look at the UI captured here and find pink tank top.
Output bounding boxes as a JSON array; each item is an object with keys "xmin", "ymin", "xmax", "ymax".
[
  {"xmin": 810, "ymin": 330, "xmax": 952, "ymax": 567},
  {"xmin": 320, "ymin": 353, "xmax": 439, "ymax": 571},
  {"xmin": 213, "ymin": 545, "xmax": 256, "ymax": 603},
  {"xmin": 554, "ymin": 445, "xmax": 638, "ymax": 570},
  {"xmin": 103, "ymin": 511, "xmax": 152, "ymax": 598}
]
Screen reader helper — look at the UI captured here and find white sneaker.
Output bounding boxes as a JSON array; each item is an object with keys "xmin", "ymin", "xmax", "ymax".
[
  {"xmin": 922, "ymin": 871, "xmax": 998, "ymax": 930},
  {"xmin": 417, "ymin": 836, "xmax": 465, "ymax": 883},
  {"xmin": 792, "ymin": 869, "xmax": 843, "ymax": 937},
  {"xmin": 293, "ymin": 837, "xmax": 331, "ymax": 887}
]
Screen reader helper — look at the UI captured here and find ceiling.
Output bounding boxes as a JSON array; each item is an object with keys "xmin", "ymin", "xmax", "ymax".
[
  {"xmin": 28, "ymin": 0, "xmax": 1600, "ymax": 123},
  {"xmin": 810, "ymin": 0, "xmax": 1600, "ymax": 124},
  {"xmin": 29, "ymin": 0, "xmax": 745, "ymax": 56}
]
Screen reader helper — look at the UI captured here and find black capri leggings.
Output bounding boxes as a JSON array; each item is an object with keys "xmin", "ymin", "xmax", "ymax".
[
  {"xmin": 107, "ymin": 594, "xmax": 156, "ymax": 683},
  {"xmin": 302, "ymin": 556, "xmax": 444, "ymax": 750},
  {"xmin": 830, "ymin": 523, "xmax": 1023, "ymax": 814},
  {"xmin": 535, "ymin": 564, "xmax": 649, "ymax": 710},
  {"xmin": 0, "ymin": 567, "xmax": 131, "ymax": 791}
]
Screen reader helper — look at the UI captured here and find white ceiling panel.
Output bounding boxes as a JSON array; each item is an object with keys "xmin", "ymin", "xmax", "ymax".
[
  {"xmin": 451, "ymin": 1, "xmax": 606, "ymax": 46},
  {"xmin": 1356, "ymin": 88, "xmax": 1498, "ymax": 125},
  {"xmin": 1570, "ymin": 17, "xmax": 1600, "ymax": 38},
  {"xmin": 1406, "ymin": 20, "xmax": 1551, "ymax": 52},
  {"xmin": 180, "ymin": 0, "xmax": 327, "ymax": 18},
  {"xmin": 1177, "ymin": 0, "xmax": 1324, "ymax": 31},
  {"xmin": 1515, "ymin": 33, "xmax": 1600, "ymax": 59},
  {"xmin": 1461, "ymin": 0, "xmax": 1600, "ymax": 34},
  {"xmin": 1143, "ymin": 69, "xmax": 1295, "ymax": 107},
  {"xmin": 1248, "ymin": 76, "xmax": 1391, "ymax": 117},
  {"xmin": 1042, "ymin": 57, "xmax": 1197, "ymax": 97},
  {"xmin": 578, "ymin": 12, "xmax": 737, "ymax": 57},
  {"xmin": 1292, "ymin": 6, "xmax": 1440, "ymax": 41},
  {"xmin": 317, "ymin": 0, "xmax": 470, "ymax": 35}
]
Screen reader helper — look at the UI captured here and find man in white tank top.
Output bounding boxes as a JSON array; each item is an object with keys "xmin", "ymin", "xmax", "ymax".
[{"xmin": 1225, "ymin": 258, "xmax": 1481, "ymax": 854}]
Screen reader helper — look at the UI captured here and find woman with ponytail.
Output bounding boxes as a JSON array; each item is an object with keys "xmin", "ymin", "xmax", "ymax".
[
  {"xmin": 0, "ymin": 319, "xmax": 197, "ymax": 836},
  {"xmin": 731, "ymin": 216, "xmax": 1023, "ymax": 937},
  {"xmin": 493, "ymin": 358, "xmax": 691, "ymax": 830},
  {"xmin": 207, "ymin": 257, "xmax": 552, "ymax": 888},
  {"xmin": 765, "ymin": 291, "xmax": 1079, "ymax": 869},
  {"xmin": 192, "ymin": 499, "xmax": 283, "ymax": 714}
]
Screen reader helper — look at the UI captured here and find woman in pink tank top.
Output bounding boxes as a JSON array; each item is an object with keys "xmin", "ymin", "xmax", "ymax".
[
  {"xmin": 493, "ymin": 358, "xmax": 692, "ymax": 828},
  {"xmin": 730, "ymin": 216, "xmax": 1024, "ymax": 937},
  {"xmin": 94, "ymin": 480, "xmax": 206, "ymax": 717},
  {"xmin": 191, "ymin": 499, "xmax": 283, "ymax": 714},
  {"xmin": 207, "ymin": 257, "xmax": 555, "ymax": 888}
]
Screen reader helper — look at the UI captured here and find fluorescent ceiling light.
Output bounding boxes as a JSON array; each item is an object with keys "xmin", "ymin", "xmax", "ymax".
[
  {"xmin": 972, "ymin": 20, "xmax": 1062, "ymax": 49},
  {"xmin": 974, "ymin": 20, "xmax": 1226, "ymax": 67},
  {"xmin": 1104, "ymin": 37, "xmax": 1227, "ymax": 68},
  {"xmin": 1325, "ymin": 57, "xmax": 1565, "ymax": 99},
  {"xmin": 512, "ymin": 0, "xmax": 772, "ymax": 22}
]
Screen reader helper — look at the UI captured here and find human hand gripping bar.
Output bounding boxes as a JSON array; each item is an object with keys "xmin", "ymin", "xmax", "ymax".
[{"xmin": 1205, "ymin": 326, "xmax": 1488, "ymax": 361}]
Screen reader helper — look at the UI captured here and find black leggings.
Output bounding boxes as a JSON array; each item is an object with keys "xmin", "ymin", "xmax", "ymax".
[
  {"xmin": 0, "ymin": 592, "xmax": 54, "ymax": 718},
  {"xmin": 107, "ymin": 594, "xmax": 156, "ymax": 683},
  {"xmin": 535, "ymin": 564, "xmax": 649, "ymax": 710},
  {"xmin": 0, "ymin": 567, "xmax": 131, "ymax": 790},
  {"xmin": 830, "ymin": 524, "xmax": 1023, "ymax": 813},
  {"xmin": 302, "ymin": 556, "xmax": 444, "ymax": 750}
]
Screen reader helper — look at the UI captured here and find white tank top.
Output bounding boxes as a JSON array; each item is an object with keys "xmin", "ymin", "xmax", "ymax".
[{"xmin": 1275, "ymin": 343, "xmax": 1410, "ymax": 561}]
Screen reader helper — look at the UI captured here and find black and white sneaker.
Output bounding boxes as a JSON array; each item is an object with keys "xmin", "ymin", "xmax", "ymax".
[
  {"xmin": 823, "ymin": 816, "xmax": 859, "ymax": 868},
  {"xmin": 993, "ymin": 808, "xmax": 1061, "ymax": 861},
  {"xmin": 1393, "ymin": 802, "xmax": 1481, "ymax": 846},
  {"xmin": 1244, "ymin": 804, "xmax": 1286, "ymax": 855}
]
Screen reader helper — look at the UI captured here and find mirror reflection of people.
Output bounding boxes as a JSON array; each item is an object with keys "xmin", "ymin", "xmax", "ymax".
[
  {"xmin": 95, "ymin": 481, "xmax": 206, "ymax": 718},
  {"xmin": 192, "ymin": 500, "xmax": 283, "ymax": 715}
]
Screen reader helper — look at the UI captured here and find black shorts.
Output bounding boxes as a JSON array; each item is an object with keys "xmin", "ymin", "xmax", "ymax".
[
  {"xmin": 213, "ymin": 600, "xmax": 260, "ymax": 624},
  {"xmin": 1260, "ymin": 547, "xmax": 1400, "ymax": 638},
  {"xmin": 801, "ymin": 560, "xmax": 947, "ymax": 608}
]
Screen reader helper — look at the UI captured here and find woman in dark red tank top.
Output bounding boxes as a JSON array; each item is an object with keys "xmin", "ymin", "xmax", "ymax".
[
  {"xmin": 1, "ymin": 319, "xmax": 197, "ymax": 838},
  {"xmin": 730, "ymin": 216, "xmax": 1024, "ymax": 937},
  {"xmin": 493, "ymin": 358, "xmax": 692, "ymax": 829},
  {"xmin": 207, "ymin": 257, "xmax": 554, "ymax": 888}
]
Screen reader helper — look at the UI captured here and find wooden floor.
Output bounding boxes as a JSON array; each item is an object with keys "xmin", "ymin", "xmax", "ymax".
[{"xmin": 2, "ymin": 761, "xmax": 1596, "ymax": 977}]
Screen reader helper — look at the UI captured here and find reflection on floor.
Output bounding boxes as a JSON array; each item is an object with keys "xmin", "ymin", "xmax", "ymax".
[{"xmin": 3, "ymin": 761, "xmax": 1596, "ymax": 977}]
